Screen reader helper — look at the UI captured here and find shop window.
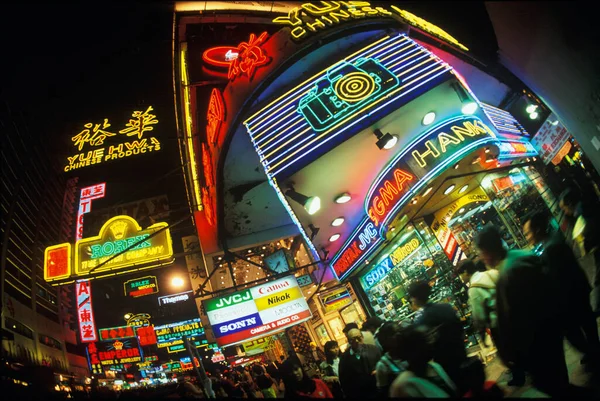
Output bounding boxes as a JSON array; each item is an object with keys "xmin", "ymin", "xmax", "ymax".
[
  {"xmin": 339, "ymin": 304, "xmax": 364, "ymax": 327},
  {"xmin": 39, "ymin": 334, "xmax": 63, "ymax": 351},
  {"xmin": 326, "ymin": 316, "xmax": 347, "ymax": 350},
  {"xmin": 5, "ymin": 317, "xmax": 34, "ymax": 339},
  {"xmin": 313, "ymin": 324, "xmax": 331, "ymax": 347}
]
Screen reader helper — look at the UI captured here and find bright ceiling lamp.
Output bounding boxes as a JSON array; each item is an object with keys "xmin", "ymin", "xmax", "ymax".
[
  {"xmin": 444, "ymin": 184, "xmax": 456, "ymax": 195},
  {"xmin": 529, "ymin": 111, "xmax": 539, "ymax": 119},
  {"xmin": 458, "ymin": 184, "xmax": 469, "ymax": 194},
  {"xmin": 285, "ymin": 188, "xmax": 321, "ymax": 215},
  {"xmin": 329, "ymin": 234, "xmax": 341, "ymax": 242},
  {"xmin": 452, "ymin": 82, "xmax": 478, "ymax": 115},
  {"xmin": 373, "ymin": 128, "xmax": 398, "ymax": 150},
  {"xmin": 331, "ymin": 217, "xmax": 344, "ymax": 227},
  {"xmin": 422, "ymin": 112, "xmax": 436, "ymax": 126},
  {"xmin": 423, "ymin": 187, "xmax": 433, "ymax": 196},
  {"xmin": 526, "ymin": 104, "xmax": 537, "ymax": 114},
  {"xmin": 335, "ymin": 193, "xmax": 351, "ymax": 204}
]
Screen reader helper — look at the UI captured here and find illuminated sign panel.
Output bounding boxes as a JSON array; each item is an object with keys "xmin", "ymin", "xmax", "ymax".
[
  {"xmin": 296, "ymin": 274, "xmax": 313, "ymax": 287},
  {"xmin": 123, "ymin": 276, "xmax": 159, "ymax": 297},
  {"xmin": 99, "ymin": 325, "xmax": 137, "ymax": 341},
  {"xmin": 95, "ymin": 338, "xmax": 143, "ymax": 365},
  {"xmin": 228, "ymin": 32, "xmax": 270, "ymax": 81},
  {"xmin": 76, "ymin": 183, "xmax": 106, "ymax": 241},
  {"xmin": 44, "ymin": 243, "xmax": 72, "ymax": 281},
  {"xmin": 360, "ymin": 256, "xmax": 393, "ymax": 290},
  {"xmin": 158, "ymin": 290, "xmax": 194, "ymax": 306},
  {"xmin": 497, "ymin": 141, "xmax": 537, "ymax": 160},
  {"xmin": 137, "ymin": 326, "xmax": 158, "ymax": 346},
  {"xmin": 77, "ymin": 280, "xmax": 98, "ymax": 343},
  {"xmin": 319, "ymin": 287, "xmax": 352, "ymax": 313},
  {"xmin": 272, "ymin": 2, "xmax": 468, "ymax": 52},
  {"xmin": 64, "ymin": 106, "xmax": 161, "ymax": 172},
  {"xmin": 75, "ymin": 215, "xmax": 173, "ymax": 277},
  {"xmin": 154, "ymin": 318, "xmax": 204, "ymax": 347},
  {"xmin": 244, "ymin": 34, "xmax": 452, "ymax": 180},
  {"xmin": 204, "ymin": 276, "xmax": 311, "ymax": 347}
]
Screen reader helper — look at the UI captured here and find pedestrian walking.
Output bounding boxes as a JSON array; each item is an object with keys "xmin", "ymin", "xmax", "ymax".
[
  {"xmin": 374, "ymin": 321, "xmax": 406, "ymax": 396},
  {"xmin": 280, "ymin": 356, "xmax": 333, "ymax": 399},
  {"xmin": 319, "ymin": 341, "xmax": 343, "ymax": 398},
  {"xmin": 338, "ymin": 328, "xmax": 382, "ymax": 398}
]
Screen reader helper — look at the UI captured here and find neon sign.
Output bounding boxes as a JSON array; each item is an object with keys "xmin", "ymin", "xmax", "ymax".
[
  {"xmin": 77, "ymin": 280, "xmax": 98, "ymax": 343},
  {"xmin": 367, "ymin": 168, "xmax": 414, "ymax": 227},
  {"xmin": 75, "ymin": 215, "xmax": 173, "ymax": 277},
  {"xmin": 44, "ymin": 243, "xmax": 72, "ymax": 282},
  {"xmin": 76, "ymin": 183, "xmax": 106, "ymax": 241},
  {"xmin": 244, "ymin": 34, "xmax": 452, "ymax": 179},
  {"xmin": 155, "ymin": 318, "xmax": 204, "ymax": 346},
  {"xmin": 298, "ymin": 58, "xmax": 400, "ymax": 132},
  {"xmin": 228, "ymin": 32, "xmax": 270, "ymax": 81},
  {"xmin": 96, "ymin": 338, "xmax": 143, "ymax": 365},
  {"xmin": 360, "ymin": 256, "xmax": 393, "ymax": 290},
  {"xmin": 158, "ymin": 290, "xmax": 194, "ymax": 306},
  {"xmin": 124, "ymin": 276, "xmax": 159, "ymax": 297},
  {"xmin": 497, "ymin": 141, "xmax": 537, "ymax": 159},
  {"xmin": 64, "ymin": 106, "xmax": 161, "ymax": 172},
  {"xmin": 202, "ymin": 46, "xmax": 239, "ymax": 68},
  {"xmin": 389, "ymin": 237, "xmax": 421, "ymax": 265},
  {"xmin": 99, "ymin": 325, "xmax": 137, "ymax": 341},
  {"xmin": 206, "ymin": 88, "xmax": 225, "ymax": 146},
  {"xmin": 331, "ymin": 220, "xmax": 381, "ymax": 279}
]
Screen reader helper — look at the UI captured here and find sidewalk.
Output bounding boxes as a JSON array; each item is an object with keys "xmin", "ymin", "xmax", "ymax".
[{"xmin": 483, "ymin": 321, "xmax": 600, "ymax": 397}]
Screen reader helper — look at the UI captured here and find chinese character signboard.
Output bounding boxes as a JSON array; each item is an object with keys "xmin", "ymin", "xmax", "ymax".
[
  {"xmin": 44, "ymin": 243, "xmax": 72, "ymax": 282},
  {"xmin": 64, "ymin": 106, "xmax": 161, "ymax": 172},
  {"xmin": 86, "ymin": 342, "xmax": 103, "ymax": 374},
  {"xmin": 99, "ymin": 325, "xmax": 137, "ymax": 342},
  {"xmin": 531, "ymin": 114, "xmax": 571, "ymax": 165},
  {"xmin": 77, "ymin": 280, "xmax": 98, "ymax": 343},
  {"xmin": 137, "ymin": 326, "xmax": 158, "ymax": 346},
  {"xmin": 76, "ymin": 183, "xmax": 106, "ymax": 241},
  {"xmin": 75, "ymin": 215, "xmax": 173, "ymax": 277},
  {"xmin": 124, "ymin": 276, "xmax": 159, "ymax": 297},
  {"xmin": 204, "ymin": 276, "xmax": 312, "ymax": 348},
  {"xmin": 154, "ymin": 318, "xmax": 205, "ymax": 349}
]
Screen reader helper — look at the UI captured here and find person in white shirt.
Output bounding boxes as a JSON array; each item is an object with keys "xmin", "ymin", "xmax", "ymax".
[{"xmin": 320, "ymin": 340, "xmax": 343, "ymax": 398}]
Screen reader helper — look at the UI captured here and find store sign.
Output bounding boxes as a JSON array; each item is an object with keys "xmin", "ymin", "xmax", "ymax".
[
  {"xmin": 166, "ymin": 338, "xmax": 207, "ymax": 354},
  {"xmin": 296, "ymin": 274, "xmax": 314, "ymax": 287},
  {"xmin": 95, "ymin": 338, "xmax": 143, "ymax": 365},
  {"xmin": 331, "ymin": 220, "xmax": 382, "ymax": 281},
  {"xmin": 137, "ymin": 326, "xmax": 158, "ymax": 346},
  {"xmin": 319, "ymin": 287, "xmax": 352, "ymax": 313},
  {"xmin": 77, "ymin": 280, "xmax": 98, "ymax": 343},
  {"xmin": 360, "ymin": 256, "xmax": 393, "ymax": 290},
  {"xmin": 86, "ymin": 343, "xmax": 103, "ymax": 375},
  {"xmin": 99, "ymin": 326, "xmax": 137, "ymax": 341},
  {"xmin": 75, "ymin": 215, "xmax": 173, "ymax": 277},
  {"xmin": 531, "ymin": 113, "xmax": 570, "ymax": 165},
  {"xmin": 123, "ymin": 276, "xmax": 159, "ymax": 297},
  {"xmin": 242, "ymin": 336, "xmax": 276, "ymax": 355},
  {"xmin": 155, "ymin": 318, "xmax": 204, "ymax": 347},
  {"xmin": 204, "ymin": 276, "xmax": 311, "ymax": 347},
  {"xmin": 551, "ymin": 141, "xmax": 572, "ymax": 165},
  {"xmin": 126, "ymin": 313, "xmax": 152, "ymax": 328},
  {"xmin": 158, "ymin": 290, "xmax": 194, "ymax": 306},
  {"xmin": 227, "ymin": 32, "xmax": 270, "ymax": 81},
  {"xmin": 162, "ymin": 361, "xmax": 182, "ymax": 372},
  {"xmin": 76, "ymin": 183, "xmax": 106, "ymax": 241},
  {"xmin": 64, "ymin": 106, "xmax": 161, "ymax": 172},
  {"xmin": 390, "ymin": 237, "xmax": 422, "ymax": 265},
  {"xmin": 44, "ymin": 243, "xmax": 72, "ymax": 282},
  {"xmin": 202, "ymin": 46, "xmax": 239, "ymax": 68},
  {"xmin": 497, "ymin": 141, "xmax": 537, "ymax": 160}
]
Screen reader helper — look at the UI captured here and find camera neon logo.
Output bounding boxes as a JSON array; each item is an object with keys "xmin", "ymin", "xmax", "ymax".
[{"xmin": 298, "ymin": 58, "xmax": 400, "ymax": 132}]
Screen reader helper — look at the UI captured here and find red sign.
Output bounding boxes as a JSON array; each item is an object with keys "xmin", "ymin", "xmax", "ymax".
[
  {"xmin": 492, "ymin": 176, "xmax": 513, "ymax": 192},
  {"xmin": 99, "ymin": 326, "xmax": 136, "ymax": 341},
  {"xmin": 137, "ymin": 326, "xmax": 158, "ymax": 346},
  {"xmin": 77, "ymin": 280, "xmax": 98, "ymax": 342},
  {"xmin": 367, "ymin": 168, "xmax": 414, "ymax": 227},
  {"xmin": 228, "ymin": 32, "xmax": 270, "ymax": 81},
  {"xmin": 206, "ymin": 88, "xmax": 225, "ymax": 146},
  {"xmin": 96, "ymin": 339, "xmax": 143, "ymax": 365},
  {"xmin": 202, "ymin": 46, "xmax": 239, "ymax": 68},
  {"xmin": 45, "ymin": 244, "xmax": 71, "ymax": 280}
]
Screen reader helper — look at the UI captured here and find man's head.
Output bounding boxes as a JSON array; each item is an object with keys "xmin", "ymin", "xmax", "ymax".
[
  {"xmin": 346, "ymin": 328, "xmax": 364, "ymax": 352},
  {"xmin": 362, "ymin": 316, "xmax": 384, "ymax": 334},
  {"xmin": 524, "ymin": 211, "xmax": 551, "ymax": 246},
  {"xmin": 559, "ymin": 188, "xmax": 580, "ymax": 217},
  {"xmin": 342, "ymin": 322, "xmax": 359, "ymax": 335},
  {"xmin": 475, "ymin": 224, "xmax": 507, "ymax": 268},
  {"xmin": 407, "ymin": 280, "xmax": 431, "ymax": 309},
  {"xmin": 455, "ymin": 258, "xmax": 486, "ymax": 283}
]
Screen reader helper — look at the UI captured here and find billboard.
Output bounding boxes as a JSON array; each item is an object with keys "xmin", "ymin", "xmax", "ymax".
[
  {"xmin": 76, "ymin": 280, "xmax": 98, "ymax": 343},
  {"xmin": 154, "ymin": 318, "xmax": 205, "ymax": 349},
  {"xmin": 91, "ymin": 338, "xmax": 144, "ymax": 366},
  {"xmin": 318, "ymin": 287, "xmax": 352, "ymax": 314},
  {"xmin": 123, "ymin": 276, "xmax": 159, "ymax": 297},
  {"xmin": 204, "ymin": 276, "xmax": 311, "ymax": 347},
  {"xmin": 76, "ymin": 183, "xmax": 106, "ymax": 241}
]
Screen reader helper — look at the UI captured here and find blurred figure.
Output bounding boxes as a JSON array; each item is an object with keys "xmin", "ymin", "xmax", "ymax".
[
  {"xmin": 252, "ymin": 364, "xmax": 278, "ymax": 398},
  {"xmin": 476, "ymin": 224, "xmax": 568, "ymax": 396},
  {"xmin": 264, "ymin": 359, "xmax": 280, "ymax": 382},
  {"xmin": 362, "ymin": 317, "xmax": 384, "ymax": 349},
  {"xmin": 560, "ymin": 187, "xmax": 600, "ymax": 317},
  {"xmin": 455, "ymin": 259, "xmax": 499, "ymax": 346},
  {"xmin": 407, "ymin": 280, "xmax": 467, "ymax": 394},
  {"xmin": 342, "ymin": 322, "xmax": 376, "ymax": 346},
  {"xmin": 308, "ymin": 342, "xmax": 326, "ymax": 366},
  {"xmin": 320, "ymin": 341, "xmax": 343, "ymax": 398},
  {"xmin": 281, "ymin": 356, "xmax": 332, "ymax": 399},
  {"xmin": 338, "ymin": 328, "xmax": 382, "ymax": 399},
  {"xmin": 374, "ymin": 321, "xmax": 406, "ymax": 396},
  {"xmin": 524, "ymin": 211, "xmax": 600, "ymax": 370},
  {"xmin": 389, "ymin": 324, "xmax": 457, "ymax": 397}
]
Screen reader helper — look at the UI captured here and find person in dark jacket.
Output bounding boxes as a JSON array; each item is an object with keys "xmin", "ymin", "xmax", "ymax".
[
  {"xmin": 338, "ymin": 328, "xmax": 382, "ymax": 399},
  {"xmin": 524, "ymin": 211, "xmax": 600, "ymax": 369},
  {"xmin": 476, "ymin": 224, "xmax": 569, "ymax": 397},
  {"xmin": 407, "ymin": 280, "xmax": 467, "ymax": 395}
]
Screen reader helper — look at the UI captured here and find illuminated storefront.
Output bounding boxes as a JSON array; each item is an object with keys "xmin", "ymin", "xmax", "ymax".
[{"xmin": 174, "ymin": 1, "xmax": 558, "ymax": 355}]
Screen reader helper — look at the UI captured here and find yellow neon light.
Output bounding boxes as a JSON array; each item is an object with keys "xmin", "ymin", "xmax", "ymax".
[
  {"xmin": 245, "ymin": 35, "xmax": 391, "ymax": 128},
  {"xmin": 386, "ymin": 48, "xmax": 424, "ymax": 70},
  {"xmin": 119, "ymin": 106, "xmax": 159, "ymax": 139},
  {"xmin": 267, "ymin": 63, "xmax": 448, "ymax": 172},
  {"xmin": 397, "ymin": 56, "xmax": 435, "ymax": 77},
  {"xmin": 72, "ymin": 119, "xmax": 116, "ymax": 151},
  {"xmin": 180, "ymin": 44, "xmax": 203, "ymax": 211},
  {"xmin": 257, "ymin": 118, "xmax": 304, "ymax": 150},
  {"xmin": 74, "ymin": 215, "xmax": 173, "ymax": 277},
  {"xmin": 263, "ymin": 127, "xmax": 311, "ymax": 160},
  {"xmin": 390, "ymin": 6, "xmax": 469, "ymax": 51},
  {"xmin": 369, "ymin": 36, "xmax": 409, "ymax": 63},
  {"xmin": 44, "ymin": 243, "xmax": 72, "ymax": 282},
  {"xmin": 334, "ymin": 72, "xmax": 377, "ymax": 102}
]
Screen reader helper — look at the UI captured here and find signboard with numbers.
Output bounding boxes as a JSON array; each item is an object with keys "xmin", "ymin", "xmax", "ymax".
[{"xmin": 204, "ymin": 276, "xmax": 311, "ymax": 347}]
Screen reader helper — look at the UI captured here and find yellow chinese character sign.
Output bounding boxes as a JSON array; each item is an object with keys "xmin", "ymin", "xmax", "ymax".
[
  {"xmin": 43, "ymin": 215, "xmax": 174, "ymax": 284},
  {"xmin": 64, "ymin": 106, "xmax": 161, "ymax": 172}
]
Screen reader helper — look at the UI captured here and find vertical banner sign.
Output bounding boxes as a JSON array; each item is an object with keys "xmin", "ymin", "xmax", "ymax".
[
  {"xmin": 204, "ymin": 276, "xmax": 312, "ymax": 348},
  {"xmin": 77, "ymin": 280, "xmax": 98, "ymax": 342},
  {"xmin": 531, "ymin": 113, "xmax": 570, "ymax": 165},
  {"xmin": 76, "ymin": 183, "xmax": 106, "ymax": 241}
]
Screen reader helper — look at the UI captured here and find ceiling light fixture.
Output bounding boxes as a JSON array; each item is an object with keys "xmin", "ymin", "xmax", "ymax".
[
  {"xmin": 423, "ymin": 187, "xmax": 433, "ymax": 196},
  {"xmin": 454, "ymin": 163, "xmax": 460, "ymax": 170},
  {"xmin": 529, "ymin": 111, "xmax": 539, "ymax": 119},
  {"xmin": 459, "ymin": 184, "xmax": 469, "ymax": 194},
  {"xmin": 329, "ymin": 234, "xmax": 341, "ymax": 242},
  {"xmin": 444, "ymin": 184, "xmax": 456, "ymax": 195},
  {"xmin": 422, "ymin": 112, "xmax": 436, "ymax": 126},
  {"xmin": 459, "ymin": 208, "xmax": 465, "ymax": 213},
  {"xmin": 484, "ymin": 147, "xmax": 490, "ymax": 153},
  {"xmin": 373, "ymin": 128, "xmax": 398, "ymax": 150},
  {"xmin": 331, "ymin": 217, "xmax": 344, "ymax": 227},
  {"xmin": 335, "ymin": 193, "xmax": 351, "ymax": 204},
  {"xmin": 411, "ymin": 198, "xmax": 418, "ymax": 205},
  {"xmin": 285, "ymin": 187, "xmax": 321, "ymax": 215}
]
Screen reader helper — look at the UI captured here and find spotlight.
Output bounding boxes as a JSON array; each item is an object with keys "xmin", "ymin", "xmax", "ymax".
[
  {"xmin": 308, "ymin": 224, "xmax": 320, "ymax": 241},
  {"xmin": 335, "ymin": 193, "xmax": 351, "ymax": 204},
  {"xmin": 454, "ymin": 163, "xmax": 460, "ymax": 170},
  {"xmin": 459, "ymin": 208, "xmax": 465, "ymax": 213},
  {"xmin": 526, "ymin": 104, "xmax": 538, "ymax": 114},
  {"xmin": 329, "ymin": 234, "xmax": 341, "ymax": 242},
  {"xmin": 373, "ymin": 128, "xmax": 398, "ymax": 150},
  {"xmin": 529, "ymin": 111, "xmax": 539, "ymax": 119},
  {"xmin": 423, "ymin": 187, "xmax": 433, "ymax": 196},
  {"xmin": 458, "ymin": 184, "xmax": 469, "ymax": 194},
  {"xmin": 285, "ymin": 187, "xmax": 321, "ymax": 215},
  {"xmin": 551, "ymin": 120, "xmax": 559, "ymax": 126},
  {"xmin": 422, "ymin": 112, "xmax": 436, "ymax": 126},
  {"xmin": 484, "ymin": 148, "xmax": 490, "ymax": 153},
  {"xmin": 452, "ymin": 82, "xmax": 478, "ymax": 115},
  {"xmin": 331, "ymin": 217, "xmax": 344, "ymax": 227},
  {"xmin": 444, "ymin": 184, "xmax": 456, "ymax": 195}
]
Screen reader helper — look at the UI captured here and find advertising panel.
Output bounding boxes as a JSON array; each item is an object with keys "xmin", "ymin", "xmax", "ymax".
[
  {"xmin": 154, "ymin": 318, "xmax": 205, "ymax": 348},
  {"xmin": 204, "ymin": 276, "xmax": 311, "ymax": 347},
  {"xmin": 94, "ymin": 338, "xmax": 144, "ymax": 365},
  {"xmin": 76, "ymin": 280, "xmax": 98, "ymax": 343},
  {"xmin": 123, "ymin": 276, "xmax": 159, "ymax": 297},
  {"xmin": 158, "ymin": 290, "xmax": 194, "ymax": 306},
  {"xmin": 318, "ymin": 287, "xmax": 352, "ymax": 314},
  {"xmin": 99, "ymin": 326, "xmax": 137, "ymax": 341},
  {"xmin": 76, "ymin": 183, "xmax": 106, "ymax": 241},
  {"xmin": 44, "ymin": 243, "xmax": 72, "ymax": 282},
  {"xmin": 531, "ymin": 114, "xmax": 570, "ymax": 165}
]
